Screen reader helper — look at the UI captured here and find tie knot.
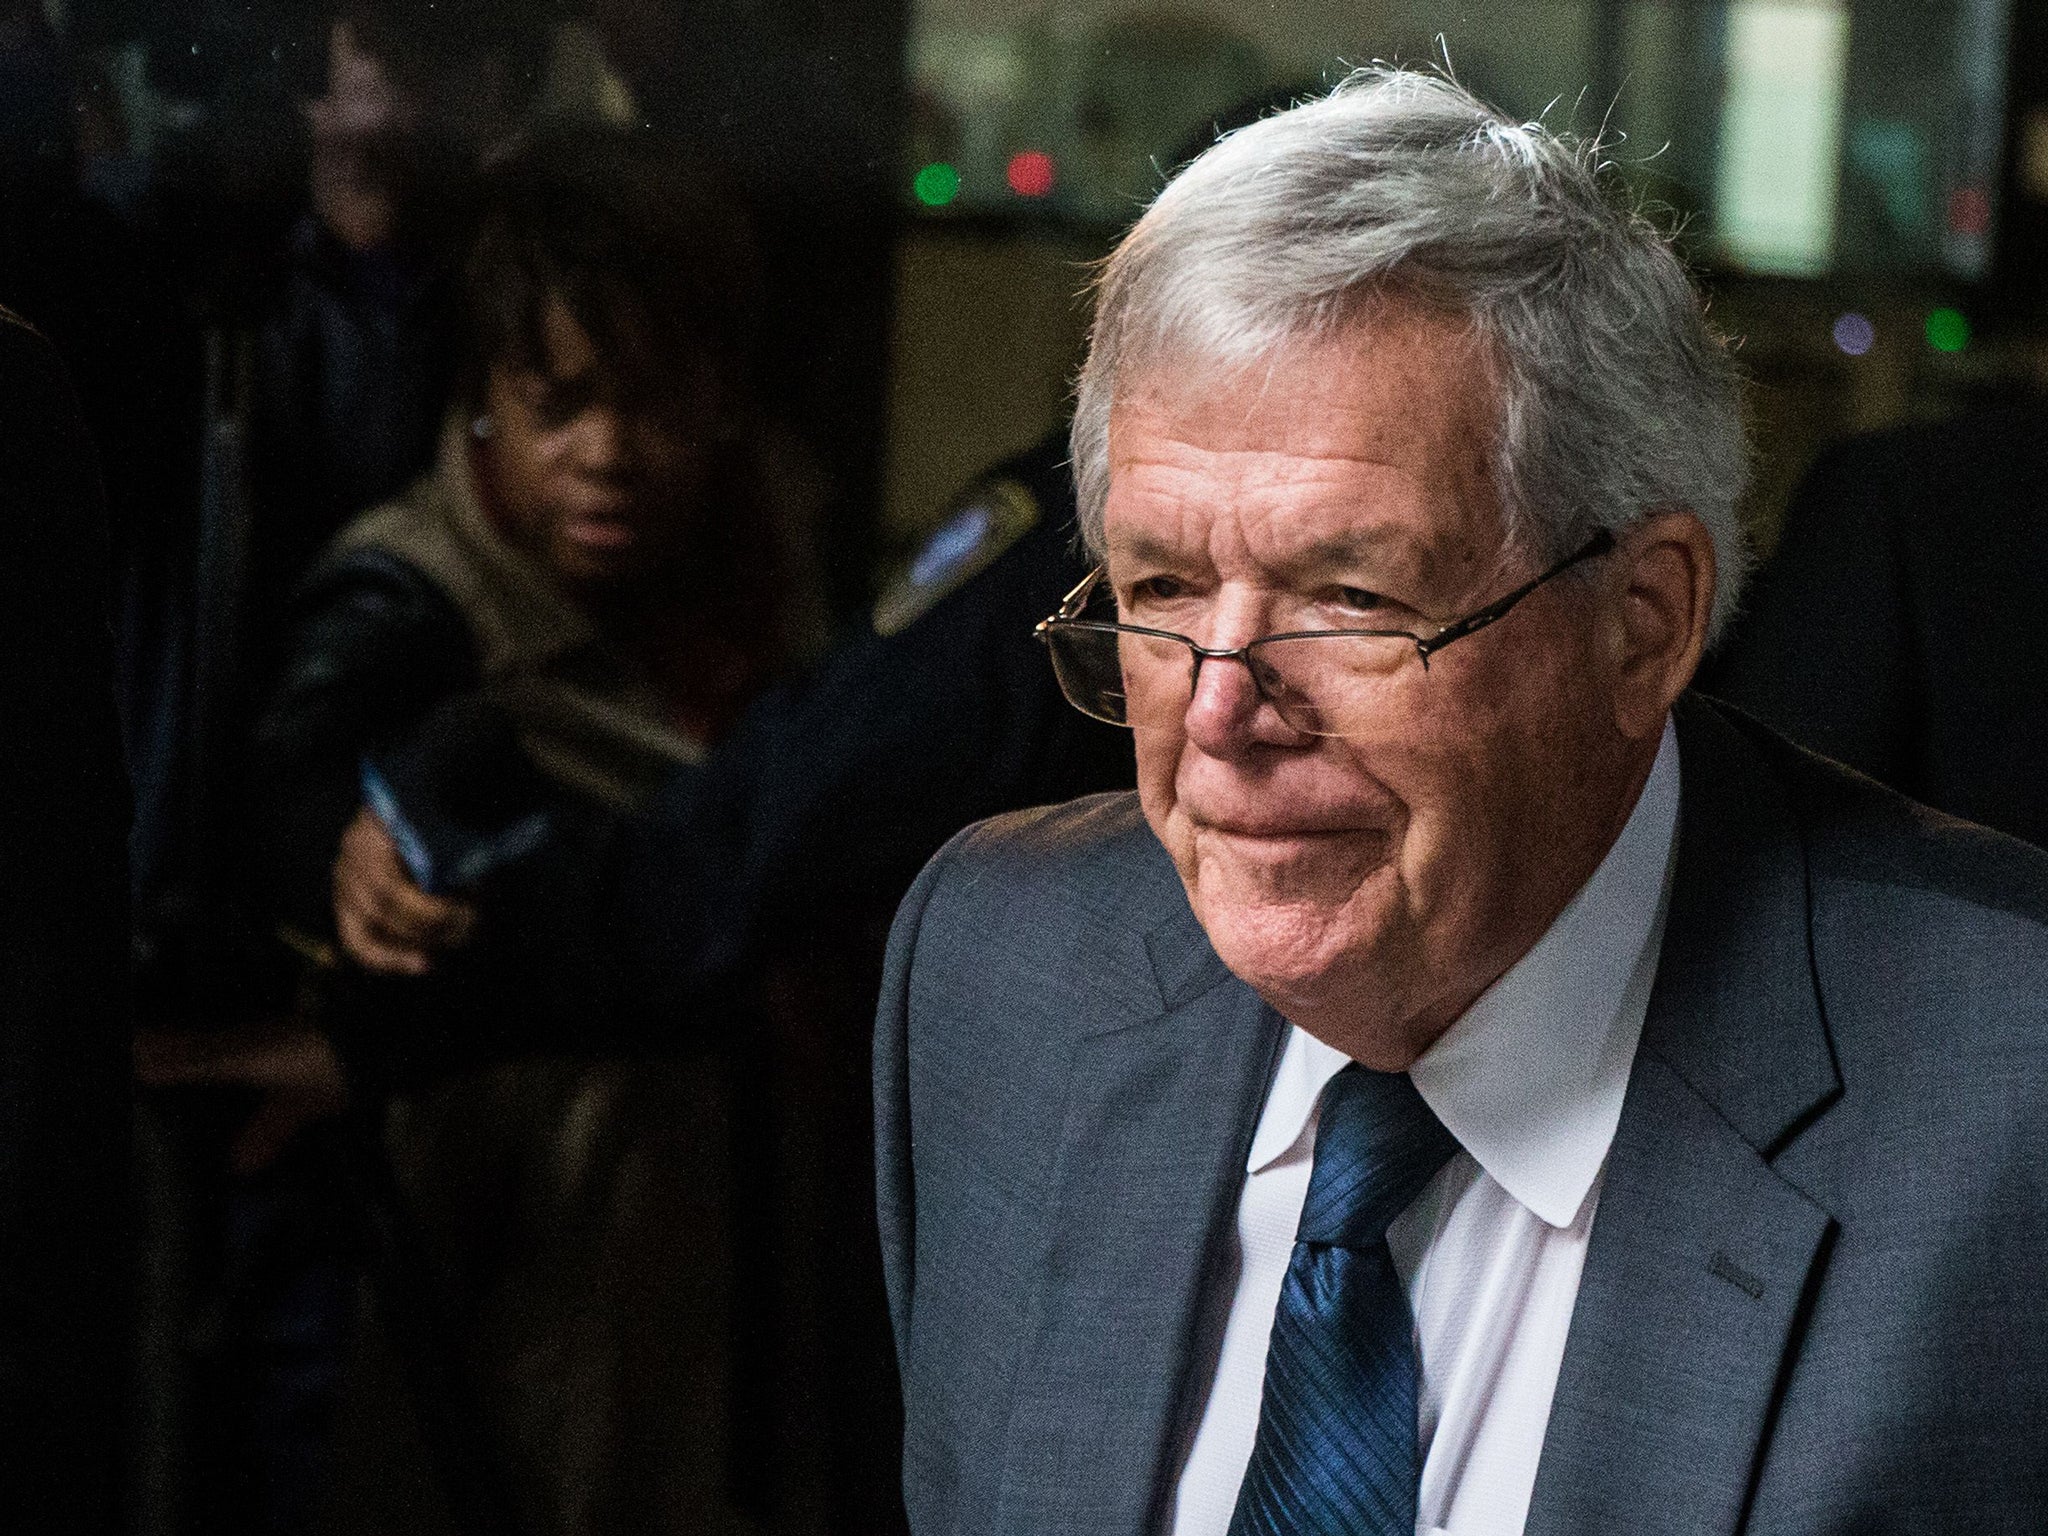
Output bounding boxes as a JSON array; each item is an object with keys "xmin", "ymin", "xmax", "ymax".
[{"xmin": 1295, "ymin": 1063, "xmax": 1458, "ymax": 1250}]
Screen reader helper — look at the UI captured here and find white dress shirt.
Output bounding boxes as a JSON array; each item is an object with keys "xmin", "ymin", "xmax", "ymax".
[{"xmin": 1169, "ymin": 721, "xmax": 1681, "ymax": 1536}]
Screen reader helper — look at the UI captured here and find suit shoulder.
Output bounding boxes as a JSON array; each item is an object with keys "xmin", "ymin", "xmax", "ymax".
[
  {"xmin": 1728, "ymin": 726, "xmax": 2048, "ymax": 1276},
  {"xmin": 1688, "ymin": 700, "xmax": 2048, "ymax": 1000},
  {"xmin": 898, "ymin": 791, "xmax": 1183, "ymax": 1035},
  {"xmin": 930, "ymin": 790, "xmax": 1175, "ymax": 912}
]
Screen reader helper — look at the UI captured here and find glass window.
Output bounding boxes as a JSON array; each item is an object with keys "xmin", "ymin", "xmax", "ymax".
[{"xmin": 905, "ymin": 0, "xmax": 2013, "ymax": 279}]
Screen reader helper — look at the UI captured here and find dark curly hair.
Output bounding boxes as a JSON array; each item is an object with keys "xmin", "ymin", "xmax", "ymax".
[{"xmin": 455, "ymin": 126, "xmax": 765, "ymax": 417}]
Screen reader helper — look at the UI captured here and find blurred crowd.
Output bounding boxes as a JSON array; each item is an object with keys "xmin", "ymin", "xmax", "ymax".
[
  {"xmin": 3, "ymin": 5, "xmax": 1125, "ymax": 1535},
  {"xmin": 1, "ymin": 3, "xmax": 2044, "ymax": 1536}
]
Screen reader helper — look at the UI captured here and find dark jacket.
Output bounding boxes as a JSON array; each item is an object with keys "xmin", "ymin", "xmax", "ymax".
[
  {"xmin": 246, "ymin": 215, "xmax": 455, "ymax": 644},
  {"xmin": 0, "ymin": 311, "xmax": 131, "ymax": 1536},
  {"xmin": 1709, "ymin": 404, "xmax": 2048, "ymax": 848}
]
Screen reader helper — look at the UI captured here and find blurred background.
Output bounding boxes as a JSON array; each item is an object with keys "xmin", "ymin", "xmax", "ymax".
[
  {"xmin": 1, "ymin": 1, "xmax": 2043, "ymax": 1534},
  {"xmin": 14, "ymin": 0, "xmax": 2044, "ymax": 595},
  {"xmin": 890, "ymin": 0, "xmax": 2041, "ymax": 558}
]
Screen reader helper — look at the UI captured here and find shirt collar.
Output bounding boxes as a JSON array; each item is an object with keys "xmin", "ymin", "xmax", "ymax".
[{"xmin": 1245, "ymin": 719, "xmax": 1681, "ymax": 1231}]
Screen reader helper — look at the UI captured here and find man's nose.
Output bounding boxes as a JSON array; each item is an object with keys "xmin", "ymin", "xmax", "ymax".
[
  {"xmin": 1182, "ymin": 648, "xmax": 1259, "ymax": 744},
  {"xmin": 1181, "ymin": 645, "xmax": 1306, "ymax": 753}
]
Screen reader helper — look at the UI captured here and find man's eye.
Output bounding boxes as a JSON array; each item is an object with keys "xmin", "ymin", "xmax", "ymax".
[
  {"xmin": 1336, "ymin": 586, "xmax": 1389, "ymax": 612},
  {"xmin": 1130, "ymin": 576, "xmax": 1185, "ymax": 603}
]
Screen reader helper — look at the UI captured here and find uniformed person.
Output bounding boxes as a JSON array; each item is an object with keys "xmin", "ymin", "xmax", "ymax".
[{"xmin": 590, "ymin": 425, "xmax": 1135, "ymax": 1023}]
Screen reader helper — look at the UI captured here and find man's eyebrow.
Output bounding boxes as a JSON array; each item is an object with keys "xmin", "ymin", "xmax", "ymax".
[{"xmin": 1104, "ymin": 531, "xmax": 1192, "ymax": 568}]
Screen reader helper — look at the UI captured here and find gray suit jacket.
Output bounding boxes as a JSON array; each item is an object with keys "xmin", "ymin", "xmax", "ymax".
[{"xmin": 875, "ymin": 696, "xmax": 2048, "ymax": 1533}]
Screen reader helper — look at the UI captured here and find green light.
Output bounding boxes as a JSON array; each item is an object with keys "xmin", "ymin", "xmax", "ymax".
[
  {"xmin": 914, "ymin": 163, "xmax": 961, "ymax": 208},
  {"xmin": 1925, "ymin": 308, "xmax": 1971, "ymax": 354}
]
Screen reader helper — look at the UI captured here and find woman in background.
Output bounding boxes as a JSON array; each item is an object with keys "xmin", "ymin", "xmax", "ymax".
[{"xmin": 250, "ymin": 127, "xmax": 823, "ymax": 1536}]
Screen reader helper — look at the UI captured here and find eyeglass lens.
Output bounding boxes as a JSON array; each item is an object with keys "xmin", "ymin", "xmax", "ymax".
[{"xmin": 1044, "ymin": 625, "xmax": 1416, "ymax": 737}]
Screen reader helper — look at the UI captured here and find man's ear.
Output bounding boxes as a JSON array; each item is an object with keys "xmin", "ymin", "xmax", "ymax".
[{"xmin": 1608, "ymin": 510, "xmax": 1716, "ymax": 739}]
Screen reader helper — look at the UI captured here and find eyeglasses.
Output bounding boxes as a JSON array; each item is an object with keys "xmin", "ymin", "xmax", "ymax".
[{"xmin": 1033, "ymin": 529, "xmax": 1615, "ymax": 737}]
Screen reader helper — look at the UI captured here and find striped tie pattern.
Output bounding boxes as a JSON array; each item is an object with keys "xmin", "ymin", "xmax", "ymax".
[{"xmin": 1227, "ymin": 1063, "xmax": 1458, "ymax": 1536}]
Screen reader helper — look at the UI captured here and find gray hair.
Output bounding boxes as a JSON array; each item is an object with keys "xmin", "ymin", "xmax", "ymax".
[{"xmin": 1071, "ymin": 67, "xmax": 1750, "ymax": 639}]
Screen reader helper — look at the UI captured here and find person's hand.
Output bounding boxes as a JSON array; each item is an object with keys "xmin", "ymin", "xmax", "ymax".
[{"xmin": 332, "ymin": 806, "xmax": 478, "ymax": 975}]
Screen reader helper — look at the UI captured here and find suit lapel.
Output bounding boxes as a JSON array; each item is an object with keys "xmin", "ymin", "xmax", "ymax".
[
  {"xmin": 993, "ymin": 909, "xmax": 1286, "ymax": 1536},
  {"xmin": 1524, "ymin": 1059, "xmax": 1834, "ymax": 1535},
  {"xmin": 1527, "ymin": 698, "xmax": 1842, "ymax": 1535}
]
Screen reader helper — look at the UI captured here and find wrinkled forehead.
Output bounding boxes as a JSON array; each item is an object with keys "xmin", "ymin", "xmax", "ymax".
[{"xmin": 1101, "ymin": 310, "xmax": 1509, "ymax": 577}]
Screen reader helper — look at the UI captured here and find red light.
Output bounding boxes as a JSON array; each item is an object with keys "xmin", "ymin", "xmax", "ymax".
[
  {"xmin": 1006, "ymin": 150, "xmax": 1056, "ymax": 199},
  {"xmin": 1947, "ymin": 186, "xmax": 1991, "ymax": 237}
]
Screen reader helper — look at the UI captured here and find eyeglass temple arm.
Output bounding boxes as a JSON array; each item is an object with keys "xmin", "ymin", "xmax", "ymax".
[
  {"xmin": 1414, "ymin": 528, "xmax": 1617, "ymax": 664},
  {"xmin": 1035, "ymin": 568, "xmax": 1107, "ymax": 641},
  {"xmin": 1053, "ymin": 566, "xmax": 1106, "ymax": 619}
]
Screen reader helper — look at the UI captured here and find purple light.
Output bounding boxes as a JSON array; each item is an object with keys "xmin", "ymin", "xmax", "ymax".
[{"xmin": 1832, "ymin": 312, "xmax": 1876, "ymax": 357}]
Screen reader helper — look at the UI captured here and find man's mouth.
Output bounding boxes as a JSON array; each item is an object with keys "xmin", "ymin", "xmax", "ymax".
[
  {"xmin": 1187, "ymin": 815, "xmax": 1399, "ymax": 872},
  {"xmin": 1193, "ymin": 814, "xmax": 1378, "ymax": 841}
]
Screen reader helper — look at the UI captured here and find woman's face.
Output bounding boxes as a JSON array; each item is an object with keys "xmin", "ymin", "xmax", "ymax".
[{"xmin": 479, "ymin": 294, "xmax": 724, "ymax": 594}]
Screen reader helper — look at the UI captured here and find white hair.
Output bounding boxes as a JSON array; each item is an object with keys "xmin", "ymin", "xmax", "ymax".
[{"xmin": 1071, "ymin": 67, "xmax": 1750, "ymax": 639}]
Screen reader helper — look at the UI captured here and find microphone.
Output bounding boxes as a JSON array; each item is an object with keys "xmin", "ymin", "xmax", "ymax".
[{"xmin": 360, "ymin": 695, "xmax": 556, "ymax": 895}]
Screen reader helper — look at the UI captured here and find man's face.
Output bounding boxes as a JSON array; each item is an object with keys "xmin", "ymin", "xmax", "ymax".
[
  {"xmin": 1104, "ymin": 307, "xmax": 1646, "ymax": 1067},
  {"xmin": 481, "ymin": 295, "xmax": 722, "ymax": 595}
]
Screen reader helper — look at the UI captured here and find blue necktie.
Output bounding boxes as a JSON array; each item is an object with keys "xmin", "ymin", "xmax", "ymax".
[{"xmin": 1227, "ymin": 1063, "xmax": 1459, "ymax": 1536}]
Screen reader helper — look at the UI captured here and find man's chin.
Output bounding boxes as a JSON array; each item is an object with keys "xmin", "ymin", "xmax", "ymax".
[{"xmin": 1188, "ymin": 881, "xmax": 1396, "ymax": 1003}]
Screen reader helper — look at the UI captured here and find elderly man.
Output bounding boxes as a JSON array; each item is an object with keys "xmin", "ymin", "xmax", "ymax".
[{"xmin": 874, "ymin": 70, "xmax": 2048, "ymax": 1536}]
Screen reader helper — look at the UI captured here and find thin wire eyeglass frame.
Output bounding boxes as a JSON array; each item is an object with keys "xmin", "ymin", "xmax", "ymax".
[{"xmin": 1032, "ymin": 528, "xmax": 1617, "ymax": 736}]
